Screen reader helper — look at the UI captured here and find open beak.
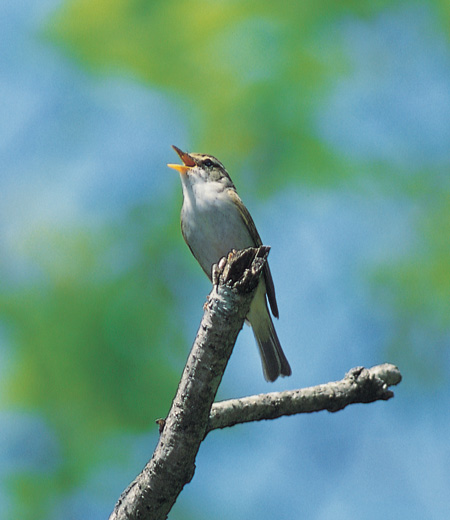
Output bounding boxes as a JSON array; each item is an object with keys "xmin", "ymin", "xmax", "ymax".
[{"xmin": 168, "ymin": 145, "xmax": 196, "ymax": 174}]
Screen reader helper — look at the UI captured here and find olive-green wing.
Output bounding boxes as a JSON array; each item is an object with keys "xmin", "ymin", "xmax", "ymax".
[{"xmin": 227, "ymin": 189, "xmax": 279, "ymax": 318}]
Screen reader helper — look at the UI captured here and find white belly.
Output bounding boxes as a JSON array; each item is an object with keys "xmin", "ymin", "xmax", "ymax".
[{"xmin": 181, "ymin": 183, "xmax": 254, "ymax": 274}]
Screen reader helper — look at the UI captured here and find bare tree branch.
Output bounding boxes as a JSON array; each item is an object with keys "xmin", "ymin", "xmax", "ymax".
[
  {"xmin": 109, "ymin": 247, "xmax": 402, "ymax": 520},
  {"xmin": 109, "ymin": 247, "xmax": 270, "ymax": 520},
  {"xmin": 207, "ymin": 363, "xmax": 401, "ymax": 433}
]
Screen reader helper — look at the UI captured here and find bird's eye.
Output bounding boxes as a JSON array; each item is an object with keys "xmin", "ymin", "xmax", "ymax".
[{"xmin": 203, "ymin": 159, "xmax": 214, "ymax": 168}]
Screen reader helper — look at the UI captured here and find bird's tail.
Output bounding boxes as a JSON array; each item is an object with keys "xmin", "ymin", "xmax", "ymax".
[{"xmin": 248, "ymin": 286, "xmax": 291, "ymax": 382}]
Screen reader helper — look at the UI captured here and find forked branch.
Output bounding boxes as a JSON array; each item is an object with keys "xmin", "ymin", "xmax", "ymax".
[{"xmin": 109, "ymin": 247, "xmax": 402, "ymax": 520}]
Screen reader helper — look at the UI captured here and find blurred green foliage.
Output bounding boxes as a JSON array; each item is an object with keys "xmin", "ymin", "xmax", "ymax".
[
  {"xmin": 2, "ymin": 0, "xmax": 450, "ymax": 518},
  {"xmin": 1, "ymin": 200, "xmax": 185, "ymax": 518},
  {"xmin": 48, "ymin": 0, "xmax": 408, "ymax": 191},
  {"xmin": 371, "ymin": 190, "xmax": 450, "ymax": 385}
]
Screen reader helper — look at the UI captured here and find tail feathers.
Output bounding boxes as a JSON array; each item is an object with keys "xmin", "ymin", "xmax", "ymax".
[{"xmin": 251, "ymin": 309, "xmax": 292, "ymax": 382}]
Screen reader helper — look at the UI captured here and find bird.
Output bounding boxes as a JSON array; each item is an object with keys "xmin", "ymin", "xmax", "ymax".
[{"xmin": 168, "ymin": 145, "xmax": 291, "ymax": 381}]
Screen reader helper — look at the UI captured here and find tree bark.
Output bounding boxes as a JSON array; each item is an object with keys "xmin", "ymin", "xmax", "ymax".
[
  {"xmin": 109, "ymin": 247, "xmax": 271, "ymax": 520},
  {"xmin": 207, "ymin": 363, "xmax": 401, "ymax": 433},
  {"xmin": 109, "ymin": 247, "xmax": 402, "ymax": 520}
]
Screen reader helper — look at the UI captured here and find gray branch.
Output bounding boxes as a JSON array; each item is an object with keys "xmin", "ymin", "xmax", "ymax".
[
  {"xmin": 207, "ymin": 363, "xmax": 402, "ymax": 433},
  {"xmin": 109, "ymin": 247, "xmax": 271, "ymax": 520},
  {"xmin": 109, "ymin": 247, "xmax": 402, "ymax": 520}
]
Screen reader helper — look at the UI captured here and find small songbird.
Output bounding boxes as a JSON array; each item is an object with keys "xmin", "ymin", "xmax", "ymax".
[{"xmin": 168, "ymin": 145, "xmax": 291, "ymax": 381}]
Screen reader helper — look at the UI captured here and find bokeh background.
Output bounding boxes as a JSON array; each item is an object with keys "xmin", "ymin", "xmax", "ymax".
[{"xmin": 1, "ymin": 1, "xmax": 450, "ymax": 519}]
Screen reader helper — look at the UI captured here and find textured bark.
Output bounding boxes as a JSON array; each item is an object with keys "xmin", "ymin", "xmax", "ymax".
[
  {"xmin": 109, "ymin": 247, "xmax": 402, "ymax": 520},
  {"xmin": 207, "ymin": 364, "xmax": 402, "ymax": 433},
  {"xmin": 109, "ymin": 247, "xmax": 270, "ymax": 520}
]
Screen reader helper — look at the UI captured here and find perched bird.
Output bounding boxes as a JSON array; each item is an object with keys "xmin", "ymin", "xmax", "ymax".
[{"xmin": 168, "ymin": 145, "xmax": 291, "ymax": 381}]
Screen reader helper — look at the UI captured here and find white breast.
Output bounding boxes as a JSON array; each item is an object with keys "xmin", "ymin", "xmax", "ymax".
[{"xmin": 181, "ymin": 179, "xmax": 254, "ymax": 274}]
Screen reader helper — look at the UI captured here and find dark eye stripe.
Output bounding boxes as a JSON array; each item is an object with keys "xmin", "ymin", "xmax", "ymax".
[{"xmin": 203, "ymin": 158, "xmax": 214, "ymax": 168}]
